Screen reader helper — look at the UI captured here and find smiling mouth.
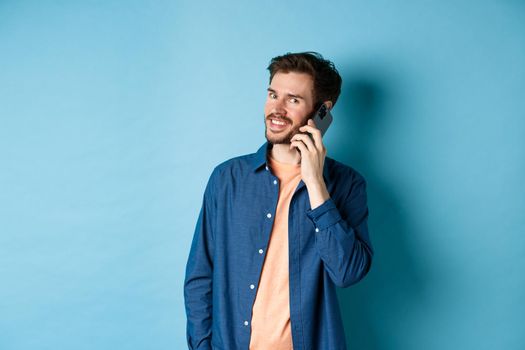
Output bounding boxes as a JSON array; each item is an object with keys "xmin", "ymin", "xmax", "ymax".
[
  {"xmin": 271, "ymin": 119, "xmax": 286, "ymax": 126},
  {"xmin": 267, "ymin": 117, "xmax": 290, "ymax": 132}
]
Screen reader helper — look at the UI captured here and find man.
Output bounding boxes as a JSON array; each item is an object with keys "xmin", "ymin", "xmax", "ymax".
[{"xmin": 184, "ymin": 52, "xmax": 373, "ymax": 350}]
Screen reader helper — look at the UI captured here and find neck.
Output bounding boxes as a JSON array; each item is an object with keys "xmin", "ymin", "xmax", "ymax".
[{"xmin": 269, "ymin": 143, "xmax": 302, "ymax": 165}]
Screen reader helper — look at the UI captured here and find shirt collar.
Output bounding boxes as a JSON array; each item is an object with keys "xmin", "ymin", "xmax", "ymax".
[
  {"xmin": 250, "ymin": 142, "xmax": 270, "ymax": 172},
  {"xmin": 251, "ymin": 142, "xmax": 331, "ymax": 183}
]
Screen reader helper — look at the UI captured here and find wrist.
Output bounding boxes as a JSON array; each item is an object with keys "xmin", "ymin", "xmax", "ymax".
[{"xmin": 306, "ymin": 178, "xmax": 330, "ymax": 210}]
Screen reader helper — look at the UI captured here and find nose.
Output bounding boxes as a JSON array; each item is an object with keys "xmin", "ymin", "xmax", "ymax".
[{"xmin": 271, "ymin": 98, "xmax": 287, "ymax": 116}]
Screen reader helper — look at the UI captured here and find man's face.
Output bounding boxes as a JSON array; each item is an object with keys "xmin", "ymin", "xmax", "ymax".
[{"xmin": 264, "ymin": 71, "xmax": 315, "ymax": 144}]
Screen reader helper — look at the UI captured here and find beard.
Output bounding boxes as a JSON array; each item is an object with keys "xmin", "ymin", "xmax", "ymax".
[{"xmin": 264, "ymin": 113, "xmax": 310, "ymax": 145}]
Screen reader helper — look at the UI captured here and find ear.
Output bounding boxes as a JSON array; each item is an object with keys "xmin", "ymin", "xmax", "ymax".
[{"xmin": 323, "ymin": 101, "xmax": 333, "ymax": 110}]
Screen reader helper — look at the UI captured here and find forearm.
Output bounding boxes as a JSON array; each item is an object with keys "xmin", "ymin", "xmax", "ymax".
[
  {"xmin": 184, "ymin": 253, "xmax": 213, "ymax": 349},
  {"xmin": 305, "ymin": 177, "xmax": 331, "ymax": 210},
  {"xmin": 185, "ymin": 187, "xmax": 215, "ymax": 350},
  {"xmin": 306, "ymin": 198, "xmax": 373, "ymax": 288}
]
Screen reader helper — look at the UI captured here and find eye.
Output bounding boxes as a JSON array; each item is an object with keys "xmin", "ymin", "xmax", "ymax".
[
  {"xmin": 290, "ymin": 98, "xmax": 299, "ymax": 104},
  {"xmin": 269, "ymin": 92, "xmax": 277, "ymax": 99}
]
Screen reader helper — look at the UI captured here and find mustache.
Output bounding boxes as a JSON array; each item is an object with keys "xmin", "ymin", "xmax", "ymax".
[{"xmin": 266, "ymin": 113, "xmax": 293, "ymax": 124}]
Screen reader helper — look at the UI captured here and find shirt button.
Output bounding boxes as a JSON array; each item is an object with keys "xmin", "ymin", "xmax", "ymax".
[
  {"xmin": 273, "ymin": 179, "xmax": 277, "ymax": 185},
  {"xmin": 250, "ymin": 284, "xmax": 255, "ymax": 290},
  {"xmin": 258, "ymin": 249, "xmax": 264, "ymax": 254},
  {"xmin": 265, "ymin": 166, "xmax": 269, "ymax": 171},
  {"xmin": 267, "ymin": 213, "xmax": 272, "ymax": 218},
  {"xmin": 315, "ymin": 228, "xmax": 320, "ymax": 233},
  {"xmin": 244, "ymin": 320, "xmax": 249, "ymax": 326}
]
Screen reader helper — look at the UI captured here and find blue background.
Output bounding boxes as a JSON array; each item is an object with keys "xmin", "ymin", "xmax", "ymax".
[{"xmin": 1, "ymin": 1, "xmax": 524, "ymax": 349}]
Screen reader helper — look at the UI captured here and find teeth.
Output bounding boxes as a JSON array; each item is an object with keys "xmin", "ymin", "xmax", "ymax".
[{"xmin": 271, "ymin": 119, "xmax": 286, "ymax": 126}]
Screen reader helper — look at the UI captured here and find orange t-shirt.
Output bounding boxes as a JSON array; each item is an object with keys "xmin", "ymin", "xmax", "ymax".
[{"xmin": 249, "ymin": 155, "xmax": 302, "ymax": 350}]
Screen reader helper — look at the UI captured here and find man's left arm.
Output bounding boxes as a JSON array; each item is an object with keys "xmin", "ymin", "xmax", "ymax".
[
  {"xmin": 305, "ymin": 178, "xmax": 373, "ymax": 288},
  {"xmin": 291, "ymin": 120, "xmax": 374, "ymax": 288}
]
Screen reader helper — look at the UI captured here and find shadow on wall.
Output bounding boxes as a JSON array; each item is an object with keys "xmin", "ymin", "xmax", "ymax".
[{"xmin": 332, "ymin": 70, "xmax": 428, "ymax": 349}]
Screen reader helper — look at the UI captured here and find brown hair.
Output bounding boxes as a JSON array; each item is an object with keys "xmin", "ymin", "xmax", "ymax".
[{"xmin": 267, "ymin": 52, "xmax": 342, "ymax": 108}]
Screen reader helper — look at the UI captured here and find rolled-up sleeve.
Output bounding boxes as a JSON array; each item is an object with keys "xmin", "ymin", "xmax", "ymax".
[{"xmin": 306, "ymin": 177, "xmax": 373, "ymax": 288}]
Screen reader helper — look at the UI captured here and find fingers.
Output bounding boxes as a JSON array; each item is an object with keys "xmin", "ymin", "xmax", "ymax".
[
  {"xmin": 291, "ymin": 132, "xmax": 316, "ymax": 152},
  {"xmin": 290, "ymin": 138, "xmax": 309, "ymax": 154},
  {"xmin": 299, "ymin": 119, "xmax": 324, "ymax": 152}
]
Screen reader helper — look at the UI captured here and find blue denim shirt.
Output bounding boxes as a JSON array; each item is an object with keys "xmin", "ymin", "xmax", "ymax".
[{"xmin": 184, "ymin": 143, "xmax": 373, "ymax": 350}]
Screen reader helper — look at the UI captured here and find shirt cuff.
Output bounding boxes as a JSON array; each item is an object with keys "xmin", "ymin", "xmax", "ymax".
[{"xmin": 306, "ymin": 198, "xmax": 342, "ymax": 231}]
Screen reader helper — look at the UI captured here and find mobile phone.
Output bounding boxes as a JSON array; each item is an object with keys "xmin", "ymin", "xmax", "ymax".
[{"xmin": 311, "ymin": 103, "xmax": 333, "ymax": 136}]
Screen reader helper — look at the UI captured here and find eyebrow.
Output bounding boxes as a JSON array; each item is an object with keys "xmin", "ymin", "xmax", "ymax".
[{"xmin": 267, "ymin": 88, "xmax": 305, "ymax": 100}]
